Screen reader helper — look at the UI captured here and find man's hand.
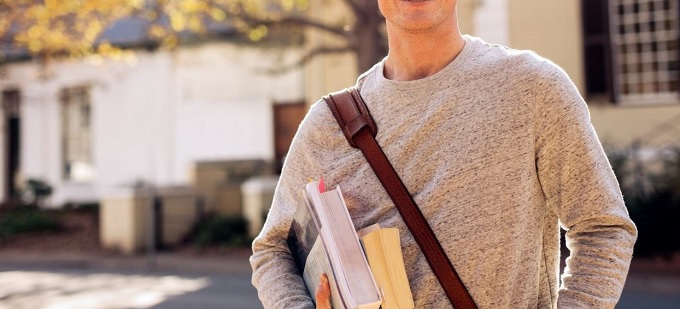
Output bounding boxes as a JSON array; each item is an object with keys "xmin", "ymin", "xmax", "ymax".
[{"xmin": 315, "ymin": 274, "xmax": 331, "ymax": 309}]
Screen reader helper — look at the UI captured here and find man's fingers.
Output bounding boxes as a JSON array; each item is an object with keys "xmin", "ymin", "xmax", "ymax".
[{"xmin": 315, "ymin": 274, "xmax": 331, "ymax": 309}]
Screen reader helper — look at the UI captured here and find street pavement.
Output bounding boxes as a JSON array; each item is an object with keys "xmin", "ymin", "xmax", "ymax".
[
  {"xmin": 0, "ymin": 250, "xmax": 264, "ymax": 309},
  {"xmin": 0, "ymin": 266, "xmax": 262, "ymax": 309},
  {"xmin": 0, "ymin": 251, "xmax": 678, "ymax": 308},
  {"xmin": 617, "ymin": 273, "xmax": 680, "ymax": 309}
]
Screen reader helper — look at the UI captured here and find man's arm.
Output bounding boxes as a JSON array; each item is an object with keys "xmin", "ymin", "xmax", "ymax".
[
  {"xmin": 250, "ymin": 102, "xmax": 337, "ymax": 309},
  {"xmin": 250, "ymin": 188, "xmax": 315, "ymax": 309},
  {"xmin": 534, "ymin": 61, "xmax": 637, "ymax": 308}
]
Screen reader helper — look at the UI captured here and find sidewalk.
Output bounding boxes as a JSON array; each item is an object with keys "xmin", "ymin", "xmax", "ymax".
[
  {"xmin": 0, "ymin": 248, "xmax": 263, "ymax": 309},
  {"xmin": 0, "ymin": 247, "xmax": 254, "ymax": 276}
]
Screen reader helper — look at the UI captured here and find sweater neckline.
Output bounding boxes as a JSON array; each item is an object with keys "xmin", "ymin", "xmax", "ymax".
[{"xmin": 370, "ymin": 35, "xmax": 477, "ymax": 92}]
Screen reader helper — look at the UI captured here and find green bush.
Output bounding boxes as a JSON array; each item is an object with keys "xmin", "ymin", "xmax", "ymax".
[
  {"xmin": 19, "ymin": 179, "xmax": 53, "ymax": 207},
  {"xmin": 62, "ymin": 202, "xmax": 100, "ymax": 213},
  {"xmin": 626, "ymin": 190, "xmax": 680, "ymax": 257},
  {"xmin": 192, "ymin": 216, "xmax": 250, "ymax": 247},
  {"xmin": 0, "ymin": 208, "xmax": 62, "ymax": 239},
  {"xmin": 610, "ymin": 147, "xmax": 680, "ymax": 257}
]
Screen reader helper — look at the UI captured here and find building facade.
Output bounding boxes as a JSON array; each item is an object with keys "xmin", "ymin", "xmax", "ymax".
[
  {"xmin": 0, "ymin": 42, "xmax": 304, "ymax": 206},
  {"xmin": 3, "ymin": 0, "xmax": 680, "ymax": 206}
]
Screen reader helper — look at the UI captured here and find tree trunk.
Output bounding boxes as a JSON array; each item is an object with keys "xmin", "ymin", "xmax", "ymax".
[{"xmin": 352, "ymin": 5, "xmax": 386, "ymax": 74}]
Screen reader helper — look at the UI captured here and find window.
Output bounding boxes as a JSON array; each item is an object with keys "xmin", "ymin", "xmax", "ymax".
[
  {"xmin": 582, "ymin": 0, "xmax": 680, "ymax": 104},
  {"xmin": 61, "ymin": 87, "xmax": 94, "ymax": 182}
]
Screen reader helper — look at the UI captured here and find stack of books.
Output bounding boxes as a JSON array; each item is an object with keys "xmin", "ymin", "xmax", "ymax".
[{"xmin": 287, "ymin": 180, "xmax": 414, "ymax": 309}]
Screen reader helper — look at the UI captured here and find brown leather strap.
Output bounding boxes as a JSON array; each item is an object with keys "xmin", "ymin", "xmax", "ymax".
[{"xmin": 323, "ymin": 87, "xmax": 478, "ymax": 309}]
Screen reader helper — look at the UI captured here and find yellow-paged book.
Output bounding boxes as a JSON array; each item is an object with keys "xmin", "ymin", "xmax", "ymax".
[{"xmin": 359, "ymin": 225, "xmax": 415, "ymax": 309}]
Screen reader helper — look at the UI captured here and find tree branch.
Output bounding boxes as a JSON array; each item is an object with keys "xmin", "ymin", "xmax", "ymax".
[
  {"xmin": 249, "ymin": 15, "xmax": 348, "ymax": 38},
  {"xmin": 261, "ymin": 45, "xmax": 354, "ymax": 75},
  {"xmin": 206, "ymin": 0, "xmax": 349, "ymax": 38}
]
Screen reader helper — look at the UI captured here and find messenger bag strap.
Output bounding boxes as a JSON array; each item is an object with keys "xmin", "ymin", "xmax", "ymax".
[{"xmin": 323, "ymin": 87, "xmax": 478, "ymax": 309}]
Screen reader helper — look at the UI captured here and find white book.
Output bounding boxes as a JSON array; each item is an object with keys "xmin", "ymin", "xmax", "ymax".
[{"xmin": 287, "ymin": 181, "xmax": 381, "ymax": 309}]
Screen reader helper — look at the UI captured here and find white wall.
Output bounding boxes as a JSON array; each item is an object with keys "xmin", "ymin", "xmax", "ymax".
[
  {"xmin": 0, "ymin": 42, "xmax": 304, "ymax": 206},
  {"xmin": 473, "ymin": 0, "xmax": 509, "ymax": 45},
  {"xmin": 173, "ymin": 44, "xmax": 303, "ymax": 182}
]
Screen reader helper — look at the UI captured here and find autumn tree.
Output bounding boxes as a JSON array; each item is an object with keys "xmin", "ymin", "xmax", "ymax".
[
  {"xmin": 0, "ymin": 0, "xmax": 386, "ymax": 72},
  {"xmin": 0, "ymin": 0, "xmax": 142, "ymax": 63}
]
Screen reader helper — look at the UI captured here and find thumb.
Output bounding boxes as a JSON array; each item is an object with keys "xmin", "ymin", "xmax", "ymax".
[{"xmin": 315, "ymin": 274, "xmax": 331, "ymax": 309}]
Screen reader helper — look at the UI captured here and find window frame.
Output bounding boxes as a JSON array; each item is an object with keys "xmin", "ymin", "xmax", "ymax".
[
  {"xmin": 581, "ymin": 0, "xmax": 680, "ymax": 105},
  {"xmin": 60, "ymin": 86, "xmax": 95, "ymax": 183}
]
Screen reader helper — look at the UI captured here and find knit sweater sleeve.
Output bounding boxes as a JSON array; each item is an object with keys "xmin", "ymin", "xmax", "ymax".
[
  {"xmin": 249, "ymin": 101, "xmax": 337, "ymax": 309},
  {"xmin": 533, "ymin": 61, "xmax": 637, "ymax": 308}
]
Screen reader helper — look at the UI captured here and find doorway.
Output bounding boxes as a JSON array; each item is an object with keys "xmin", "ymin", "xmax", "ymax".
[
  {"xmin": 2, "ymin": 89, "xmax": 20, "ymax": 201},
  {"xmin": 273, "ymin": 102, "xmax": 306, "ymax": 173}
]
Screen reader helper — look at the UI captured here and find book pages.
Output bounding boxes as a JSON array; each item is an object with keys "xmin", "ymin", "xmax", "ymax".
[
  {"xmin": 303, "ymin": 238, "xmax": 344, "ymax": 309},
  {"xmin": 359, "ymin": 227, "xmax": 414, "ymax": 309}
]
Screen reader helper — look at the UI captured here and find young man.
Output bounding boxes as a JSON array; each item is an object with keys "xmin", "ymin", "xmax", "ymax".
[{"xmin": 251, "ymin": 0, "xmax": 637, "ymax": 308}]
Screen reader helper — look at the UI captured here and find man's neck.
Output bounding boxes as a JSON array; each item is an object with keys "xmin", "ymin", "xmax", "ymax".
[{"xmin": 383, "ymin": 24, "xmax": 465, "ymax": 81}]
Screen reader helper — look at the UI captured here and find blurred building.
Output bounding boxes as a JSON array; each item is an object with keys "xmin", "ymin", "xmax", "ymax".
[
  {"xmin": 0, "ymin": 19, "xmax": 306, "ymax": 207},
  {"xmin": 2, "ymin": 0, "xmax": 680, "ymax": 209},
  {"xmin": 503, "ymin": 0, "xmax": 680, "ymax": 152}
]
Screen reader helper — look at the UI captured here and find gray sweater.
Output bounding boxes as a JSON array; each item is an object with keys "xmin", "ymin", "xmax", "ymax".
[{"xmin": 250, "ymin": 35, "xmax": 637, "ymax": 308}]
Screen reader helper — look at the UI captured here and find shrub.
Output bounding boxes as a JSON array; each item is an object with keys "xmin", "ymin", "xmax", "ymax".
[
  {"xmin": 626, "ymin": 190, "xmax": 680, "ymax": 257},
  {"xmin": 20, "ymin": 179, "xmax": 53, "ymax": 207},
  {"xmin": 192, "ymin": 216, "xmax": 250, "ymax": 247},
  {"xmin": 0, "ymin": 208, "xmax": 62, "ymax": 239},
  {"xmin": 62, "ymin": 202, "xmax": 100, "ymax": 213},
  {"xmin": 609, "ymin": 147, "xmax": 680, "ymax": 257}
]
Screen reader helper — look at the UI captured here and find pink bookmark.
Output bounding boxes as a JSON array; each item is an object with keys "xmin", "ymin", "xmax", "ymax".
[{"xmin": 318, "ymin": 177, "xmax": 326, "ymax": 193}]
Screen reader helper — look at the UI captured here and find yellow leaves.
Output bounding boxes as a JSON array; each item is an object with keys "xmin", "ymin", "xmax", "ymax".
[
  {"xmin": 129, "ymin": 0, "xmax": 145, "ymax": 10},
  {"xmin": 148, "ymin": 24, "xmax": 168, "ymax": 40},
  {"xmin": 0, "ymin": 19, "xmax": 9, "ymax": 35},
  {"xmin": 86, "ymin": 41, "xmax": 137, "ymax": 67},
  {"xmin": 170, "ymin": 12, "xmax": 186, "ymax": 31},
  {"xmin": 82, "ymin": 0, "xmax": 102, "ymax": 13},
  {"xmin": 25, "ymin": 5, "xmax": 48, "ymax": 22},
  {"xmin": 98, "ymin": 43, "xmax": 124, "ymax": 61},
  {"xmin": 83, "ymin": 20, "xmax": 103, "ymax": 42},
  {"xmin": 96, "ymin": 42, "xmax": 113, "ymax": 54},
  {"xmin": 210, "ymin": 8, "xmax": 226, "ymax": 21},
  {"xmin": 45, "ymin": 31, "xmax": 69, "ymax": 51},
  {"xmin": 179, "ymin": 0, "xmax": 208, "ymax": 13},
  {"xmin": 7, "ymin": 0, "xmax": 139, "ymax": 58},
  {"xmin": 44, "ymin": 0, "xmax": 59, "ymax": 11},
  {"xmin": 162, "ymin": 35, "xmax": 179, "ymax": 48},
  {"xmin": 188, "ymin": 16, "xmax": 204, "ymax": 32},
  {"xmin": 169, "ymin": 10, "xmax": 205, "ymax": 33},
  {"xmin": 169, "ymin": 0, "xmax": 208, "ymax": 32},
  {"xmin": 248, "ymin": 25, "xmax": 268, "ymax": 41},
  {"xmin": 27, "ymin": 26, "xmax": 43, "ymax": 40},
  {"xmin": 281, "ymin": 0, "xmax": 296, "ymax": 11},
  {"xmin": 28, "ymin": 41, "xmax": 42, "ymax": 53},
  {"xmin": 2, "ymin": 0, "xmax": 309, "ymax": 61},
  {"xmin": 240, "ymin": 0, "xmax": 307, "ymax": 13},
  {"xmin": 145, "ymin": 10, "xmax": 158, "ymax": 21},
  {"xmin": 296, "ymin": 0, "xmax": 308, "ymax": 10}
]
